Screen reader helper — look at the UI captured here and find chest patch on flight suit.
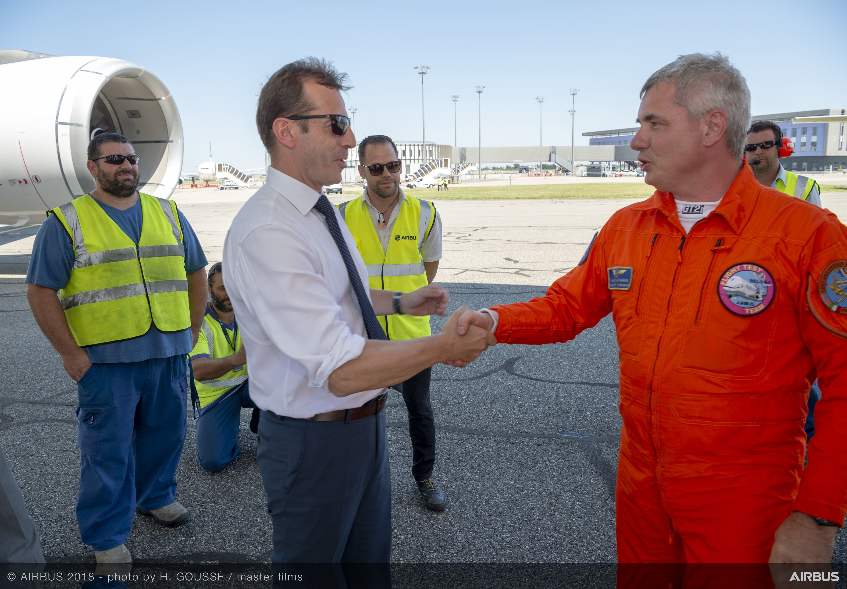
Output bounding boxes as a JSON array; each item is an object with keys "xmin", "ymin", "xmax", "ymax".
[
  {"xmin": 608, "ymin": 267, "xmax": 633, "ymax": 290},
  {"xmin": 820, "ymin": 261, "xmax": 847, "ymax": 313},
  {"xmin": 717, "ymin": 263, "xmax": 775, "ymax": 316}
]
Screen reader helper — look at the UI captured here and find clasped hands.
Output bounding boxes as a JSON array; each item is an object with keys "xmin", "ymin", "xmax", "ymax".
[{"xmin": 403, "ymin": 285, "xmax": 495, "ymax": 366}]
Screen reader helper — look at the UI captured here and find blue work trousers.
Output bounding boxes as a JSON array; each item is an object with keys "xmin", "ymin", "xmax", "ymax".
[
  {"xmin": 257, "ymin": 408, "xmax": 391, "ymax": 564},
  {"xmin": 75, "ymin": 356, "xmax": 188, "ymax": 551},
  {"xmin": 196, "ymin": 382, "xmax": 255, "ymax": 472}
]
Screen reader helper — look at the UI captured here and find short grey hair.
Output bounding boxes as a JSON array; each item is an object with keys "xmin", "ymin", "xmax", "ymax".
[{"xmin": 641, "ymin": 53, "xmax": 750, "ymax": 158}]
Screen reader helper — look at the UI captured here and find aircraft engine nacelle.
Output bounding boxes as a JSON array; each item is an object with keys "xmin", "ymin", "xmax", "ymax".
[{"xmin": 0, "ymin": 50, "xmax": 183, "ymax": 226}]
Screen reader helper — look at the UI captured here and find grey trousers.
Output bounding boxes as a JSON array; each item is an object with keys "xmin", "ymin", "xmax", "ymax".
[
  {"xmin": 257, "ymin": 408, "xmax": 391, "ymax": 564},
  {"xmin": 0, "ymin": 448, "xmax": 44, "ymax": 563}
]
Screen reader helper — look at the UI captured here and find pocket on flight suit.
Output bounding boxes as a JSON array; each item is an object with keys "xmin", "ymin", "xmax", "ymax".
[{"xmin": 75, "ymin": 364, "xmax": 114, "ymax": 449}]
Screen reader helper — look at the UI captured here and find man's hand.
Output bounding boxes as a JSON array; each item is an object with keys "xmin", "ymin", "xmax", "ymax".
[
  {"xmin": 444, "ymin": 308, "xmax": 497, "ymax": 367},
  {"xmin": 61, "ymin": 347, "xmax": 92, "ymax": 382},
  {"xmin": 230, "ymin": 346, "xmax": 247, "ymax": 368},
  {"xmin": 401, "ymin": 284, "xmax": 449, "ymax": 317},
  {"xmin": 769, "ymin": 512, "xmax": 837, "ymax": 563},
  {"xmin": 437, "ymin": 306, "xmax": 490, "ymax": 366}
]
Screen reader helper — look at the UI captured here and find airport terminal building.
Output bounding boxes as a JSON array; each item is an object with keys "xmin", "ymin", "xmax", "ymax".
[{"xmin": 585, "ymin": 108, "xmax": 847, "ymax": 172}]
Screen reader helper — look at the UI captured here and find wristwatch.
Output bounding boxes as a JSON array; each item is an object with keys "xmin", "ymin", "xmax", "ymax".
[{"xmin": 392, "ymin": 292, "xmax": 404, "ymax": 315}]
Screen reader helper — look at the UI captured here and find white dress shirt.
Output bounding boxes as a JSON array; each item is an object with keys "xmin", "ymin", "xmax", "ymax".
[{"xmin": 223, "ymin": 167, "xmax": 384, "ymax": 418}]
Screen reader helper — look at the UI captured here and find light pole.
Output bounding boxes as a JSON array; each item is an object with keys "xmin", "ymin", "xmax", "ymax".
[
  {"xmin": 451, "ymin": 95, "xmax": 459, "ymax": 149},
  {"xmin": 414, "ymin": 65, "xmax": 430, "ymax": 162},
  {"xmin": 349, "ymin": 107, "xmax": 357, "ymax": 127},
  {"xmin": 569, "ymin": 88, "xmax": 578, "ymax": 174},
  {"xmin": 475, "ymin": 86, "xmax": 485, "ymax": 180},
  {"xmin": 536, "ymin": 96, "xmax": 544, "ymax": 174}
]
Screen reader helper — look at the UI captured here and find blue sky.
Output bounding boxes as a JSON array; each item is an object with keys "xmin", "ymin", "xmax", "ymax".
[{"xmin": 4, "ymin": 0, "xmax": 846, "ymax": 173}]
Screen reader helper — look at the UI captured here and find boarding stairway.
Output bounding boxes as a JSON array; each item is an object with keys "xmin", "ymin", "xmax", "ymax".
[
  {"xmin": 409, "ymin": 159, "xmax": 441, "ymax": 182},
  {"xmin": 216, "ymin": 163, "xmax": 251, "ymax": 187},
  {"xmin": 451, "ymin": 161, "xmax": 475, "ymax": 176}
]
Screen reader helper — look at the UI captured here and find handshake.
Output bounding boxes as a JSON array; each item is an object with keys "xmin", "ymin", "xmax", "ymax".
[
  {"xmin": 437, "ymin": 306, "xmax": 497, "ymax": 367},
  {"xmin": 399, "ymin": 284, "xmax": 496, "ymax": 367}
]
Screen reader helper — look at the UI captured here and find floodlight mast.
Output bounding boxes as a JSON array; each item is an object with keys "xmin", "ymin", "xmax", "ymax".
[
  {"xmin": 414, "ymin": 65, "xmax": 430, "ymax": 161},
  {"xmin": 475, "ymin": 86, "xmax": 485, "ymax": 180}
]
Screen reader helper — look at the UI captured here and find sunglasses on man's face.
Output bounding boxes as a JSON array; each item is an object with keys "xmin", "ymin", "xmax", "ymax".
[
  {"xmin": 91, "ymin": 154, "xmax": 141, "ymax": 166},
  {"xmin": 287, "ymin": 113, "xmax": 351, "ymax": 136},
  {"xmin": 744, "ymin": 140, "xmax": 777, "ymax": 153},
  {"xmin": 365, "ymin": 160, "xmax": 402, "ymax": 176}
]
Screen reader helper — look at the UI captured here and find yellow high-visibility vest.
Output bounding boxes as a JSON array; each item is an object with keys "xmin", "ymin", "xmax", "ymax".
[
  {"xmin": 51, "ymin": 193, "xmax": 190, "ymax": 347},
  {"xmin": 340, "ymin": 195, "xmax": 436, "ymax": 340},
  {"xmin": 775, "ymin": 170, "xmax": 816, "ymax": 202},
  {"xmin": 191, "ymin": 312, "xmax": 247, "ymax": 408}
]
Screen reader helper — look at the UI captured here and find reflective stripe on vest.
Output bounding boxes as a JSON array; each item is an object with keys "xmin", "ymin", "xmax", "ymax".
[
  {"xmin": 52, "ymin": 193, "xmax": 191, "ymax": 346},
  {"xmin": 192, "ymin": 315, "xmax": 247, "ymax": 408},
  {"xmin": 340, "ymin": 194, "xmax": 436, "ymax": 340},
  {"xmin": 777, "ymin": 170, "xmax": 815, "ymax": 202}
]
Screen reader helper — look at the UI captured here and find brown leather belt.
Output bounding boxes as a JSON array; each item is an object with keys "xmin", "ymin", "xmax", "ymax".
[{"xmin": 310, "ymin": 394, "xmax": 387, "ymax": 423}]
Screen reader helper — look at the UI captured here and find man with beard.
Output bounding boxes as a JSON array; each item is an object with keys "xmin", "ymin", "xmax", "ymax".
[
  {"xmin": 339, "ymin": 134, "xmax": 447, "ymax": 511},
  {"xmin": 746, "ymin": 120, "xmax": 821, "ymax": 206},
  {"xmin": 190, "ymin": 262, "xmax": 258, "ymax": 472},
  {"xmin": 26, "ymin": 131, "xmax": 208, "ymax": 563}
]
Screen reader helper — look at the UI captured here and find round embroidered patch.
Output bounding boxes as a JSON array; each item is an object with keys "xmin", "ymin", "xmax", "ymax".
[
  {"xmin": 819, "ymin": 261, "xmax": 847, "ymax": 314},
  {"xmin": 717, "ymin": 263, "xmax": 775, "ymax": 316}
]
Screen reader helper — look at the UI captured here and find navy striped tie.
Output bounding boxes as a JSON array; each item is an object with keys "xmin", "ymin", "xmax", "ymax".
[{"xmin": 314, "ymin": 195, "xmax": 387, "ymax": 340}]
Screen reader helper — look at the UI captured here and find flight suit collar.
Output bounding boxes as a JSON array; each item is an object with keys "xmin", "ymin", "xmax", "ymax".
[{"xmin": 638, "ymin": 163, "xmax": 757, "ymax": 235}]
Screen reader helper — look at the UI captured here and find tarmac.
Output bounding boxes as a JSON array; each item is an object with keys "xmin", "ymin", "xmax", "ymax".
[{"xmin": 1, "ymin": 186, "xmax": 846, "ymax": 568}]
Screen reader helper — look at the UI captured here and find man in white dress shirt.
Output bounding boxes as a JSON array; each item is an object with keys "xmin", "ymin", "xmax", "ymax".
[{"xmin": 223, "ymin": 57, "xmax": 489, "ymax": 566}]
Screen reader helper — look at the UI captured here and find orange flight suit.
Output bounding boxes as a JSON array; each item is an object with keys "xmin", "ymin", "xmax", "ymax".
[{"xmin": 492, "ymin": 165, "xmax": 847, "ymax": 563}]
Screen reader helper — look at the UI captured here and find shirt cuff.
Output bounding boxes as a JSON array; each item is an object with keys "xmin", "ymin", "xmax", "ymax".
[{"xmin": 479, "ymin": 308, "xmax": 499, "ymax": 332}]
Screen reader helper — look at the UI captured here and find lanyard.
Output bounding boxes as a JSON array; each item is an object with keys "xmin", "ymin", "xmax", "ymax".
[{"xmin": 208, "ymin": 305, "xmax": 238, "ymax": 352}]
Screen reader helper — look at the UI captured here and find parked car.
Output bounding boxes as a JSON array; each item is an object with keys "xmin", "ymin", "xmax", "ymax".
[
  {"xmin": 218, "ymin": 179, "xmax": 239, "ymax": 190},
  {"xmin": 325, "ymin": 183, "xmax": 343, "ymax": 194}
]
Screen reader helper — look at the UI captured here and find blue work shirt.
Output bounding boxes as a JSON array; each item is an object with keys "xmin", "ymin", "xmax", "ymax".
[{"xmin": 26, "ymin": 197, "xmax": 207, "ymax": 363}]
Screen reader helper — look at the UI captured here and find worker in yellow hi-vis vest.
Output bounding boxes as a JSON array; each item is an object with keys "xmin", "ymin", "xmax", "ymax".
[
  {"xmin": 340, "ymin": 134, "xmax": 447, "ymax": 512},
  {"xmin": 746, "ymin": 120, "xmax": 822, "ymax": 439},
  {"xmin": 190, "ymin": 262, "xmax": 258, "ymax": 472},
  {"xmin": 26, "ymin": 131, "xmax": 208, "ymax": 564}
]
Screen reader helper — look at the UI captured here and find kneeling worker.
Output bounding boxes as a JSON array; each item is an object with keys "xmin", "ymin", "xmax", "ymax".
[{"xmin": 191, "ymin": 262, "xmax": 258, "ymax": 472}]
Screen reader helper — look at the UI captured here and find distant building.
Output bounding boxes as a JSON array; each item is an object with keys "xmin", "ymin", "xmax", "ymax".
[{"xmin": 585, "ymin": 108, "xmax": 847, "ymax": 172}]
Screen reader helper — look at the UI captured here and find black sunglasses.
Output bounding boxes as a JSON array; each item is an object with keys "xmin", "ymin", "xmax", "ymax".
[
  {"xmin": 91, "ymin": 154, "xmax": 141, "ymax": 165},
  {"xmin": 365, "ymin": 160, "xmax": 402, "ymax": 175},
  {"xmin": 744, "ymin": 140, "xmax": 777, "ymax": 153},
  {"xmin": 287, "ymin": 113, "xmax": 351, "ymax": 136}
]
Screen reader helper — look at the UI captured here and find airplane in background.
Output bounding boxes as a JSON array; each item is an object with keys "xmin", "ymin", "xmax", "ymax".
[{"xmin": 0, "ymin": 49, "xmax": 183, "ymax": 245}]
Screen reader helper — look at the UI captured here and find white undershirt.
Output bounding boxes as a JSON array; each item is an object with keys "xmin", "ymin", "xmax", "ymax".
[{"xmin": 675, "ymin": 198, "xmax": 721, "ymax": 233}]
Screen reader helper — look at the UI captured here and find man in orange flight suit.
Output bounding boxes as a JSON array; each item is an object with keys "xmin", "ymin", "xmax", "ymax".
[{"xmin": 458, "ymin": 53, "xmax": 847, "ymax": 565}]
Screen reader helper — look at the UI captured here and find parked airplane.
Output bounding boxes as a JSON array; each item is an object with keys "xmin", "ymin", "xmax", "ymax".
[{"xmin": 0, "ymin": 49, "xmax": 182, "ymax": 234}]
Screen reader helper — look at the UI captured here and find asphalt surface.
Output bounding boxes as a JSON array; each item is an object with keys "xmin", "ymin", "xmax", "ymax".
[{"xmin": 1, "ymin": 188, "xmax": 846, "ymax": 569}]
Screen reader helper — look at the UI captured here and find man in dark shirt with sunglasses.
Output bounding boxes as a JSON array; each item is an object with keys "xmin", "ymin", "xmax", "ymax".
[
  {"xmin": 26, "ymin": 131, "xmax": 208, "ymax": 564},
  {"xmin": 339, "ymin": 134, "xmax": 446, "ymax": 511}
]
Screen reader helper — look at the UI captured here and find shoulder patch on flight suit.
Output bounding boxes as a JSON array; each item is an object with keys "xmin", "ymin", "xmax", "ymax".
[
  {"xmin": 608, "ymin": 267, "xmax": 633, "ymax": 290},
  {"xmin": 717, "ymin": 263, "xmax": 775, "ymax": 316},
  {"xmin": 807, "ymin": 260, "xmax": 847, "ymax": 338},
  {"xmin": 819, "ymin": 261, "xmax": 847, "ymax": 314}
]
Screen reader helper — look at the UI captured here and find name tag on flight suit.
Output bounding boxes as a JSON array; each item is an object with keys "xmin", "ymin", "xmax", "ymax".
[{"xmin": 608, "ymin": 267, "xmax": 633, "ymax": 290}]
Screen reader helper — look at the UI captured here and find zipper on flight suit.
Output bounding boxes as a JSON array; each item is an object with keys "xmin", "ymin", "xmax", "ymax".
[
  {"xmin": 694, "ymin": 238, "xmax": 726, "ymax": 323},
  {"xmin": 646, "ymin": 234, "xmax": 687, "ymax": 462},
  {"xmin": 635, "ymin": 233, "xmax": 660, "ymax": 316}
]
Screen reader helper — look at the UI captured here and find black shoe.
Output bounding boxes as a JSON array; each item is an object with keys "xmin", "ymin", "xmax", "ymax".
[
  {"xmin": 249, "ymin": 408, "xmax": 260, "ymax": 434},
  {"xmin": 416, "ymin": 479, "xmax": 447, "ymax": 512}
]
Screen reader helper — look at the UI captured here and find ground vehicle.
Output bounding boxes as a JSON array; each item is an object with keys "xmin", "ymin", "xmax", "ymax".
[
  {"xmin": 325, "ymin": 183, "xmax": 343, "ymax": 194},
  {"xmin": 218, "ymin": 179, "xmax": 239, "ymax": 190}
]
